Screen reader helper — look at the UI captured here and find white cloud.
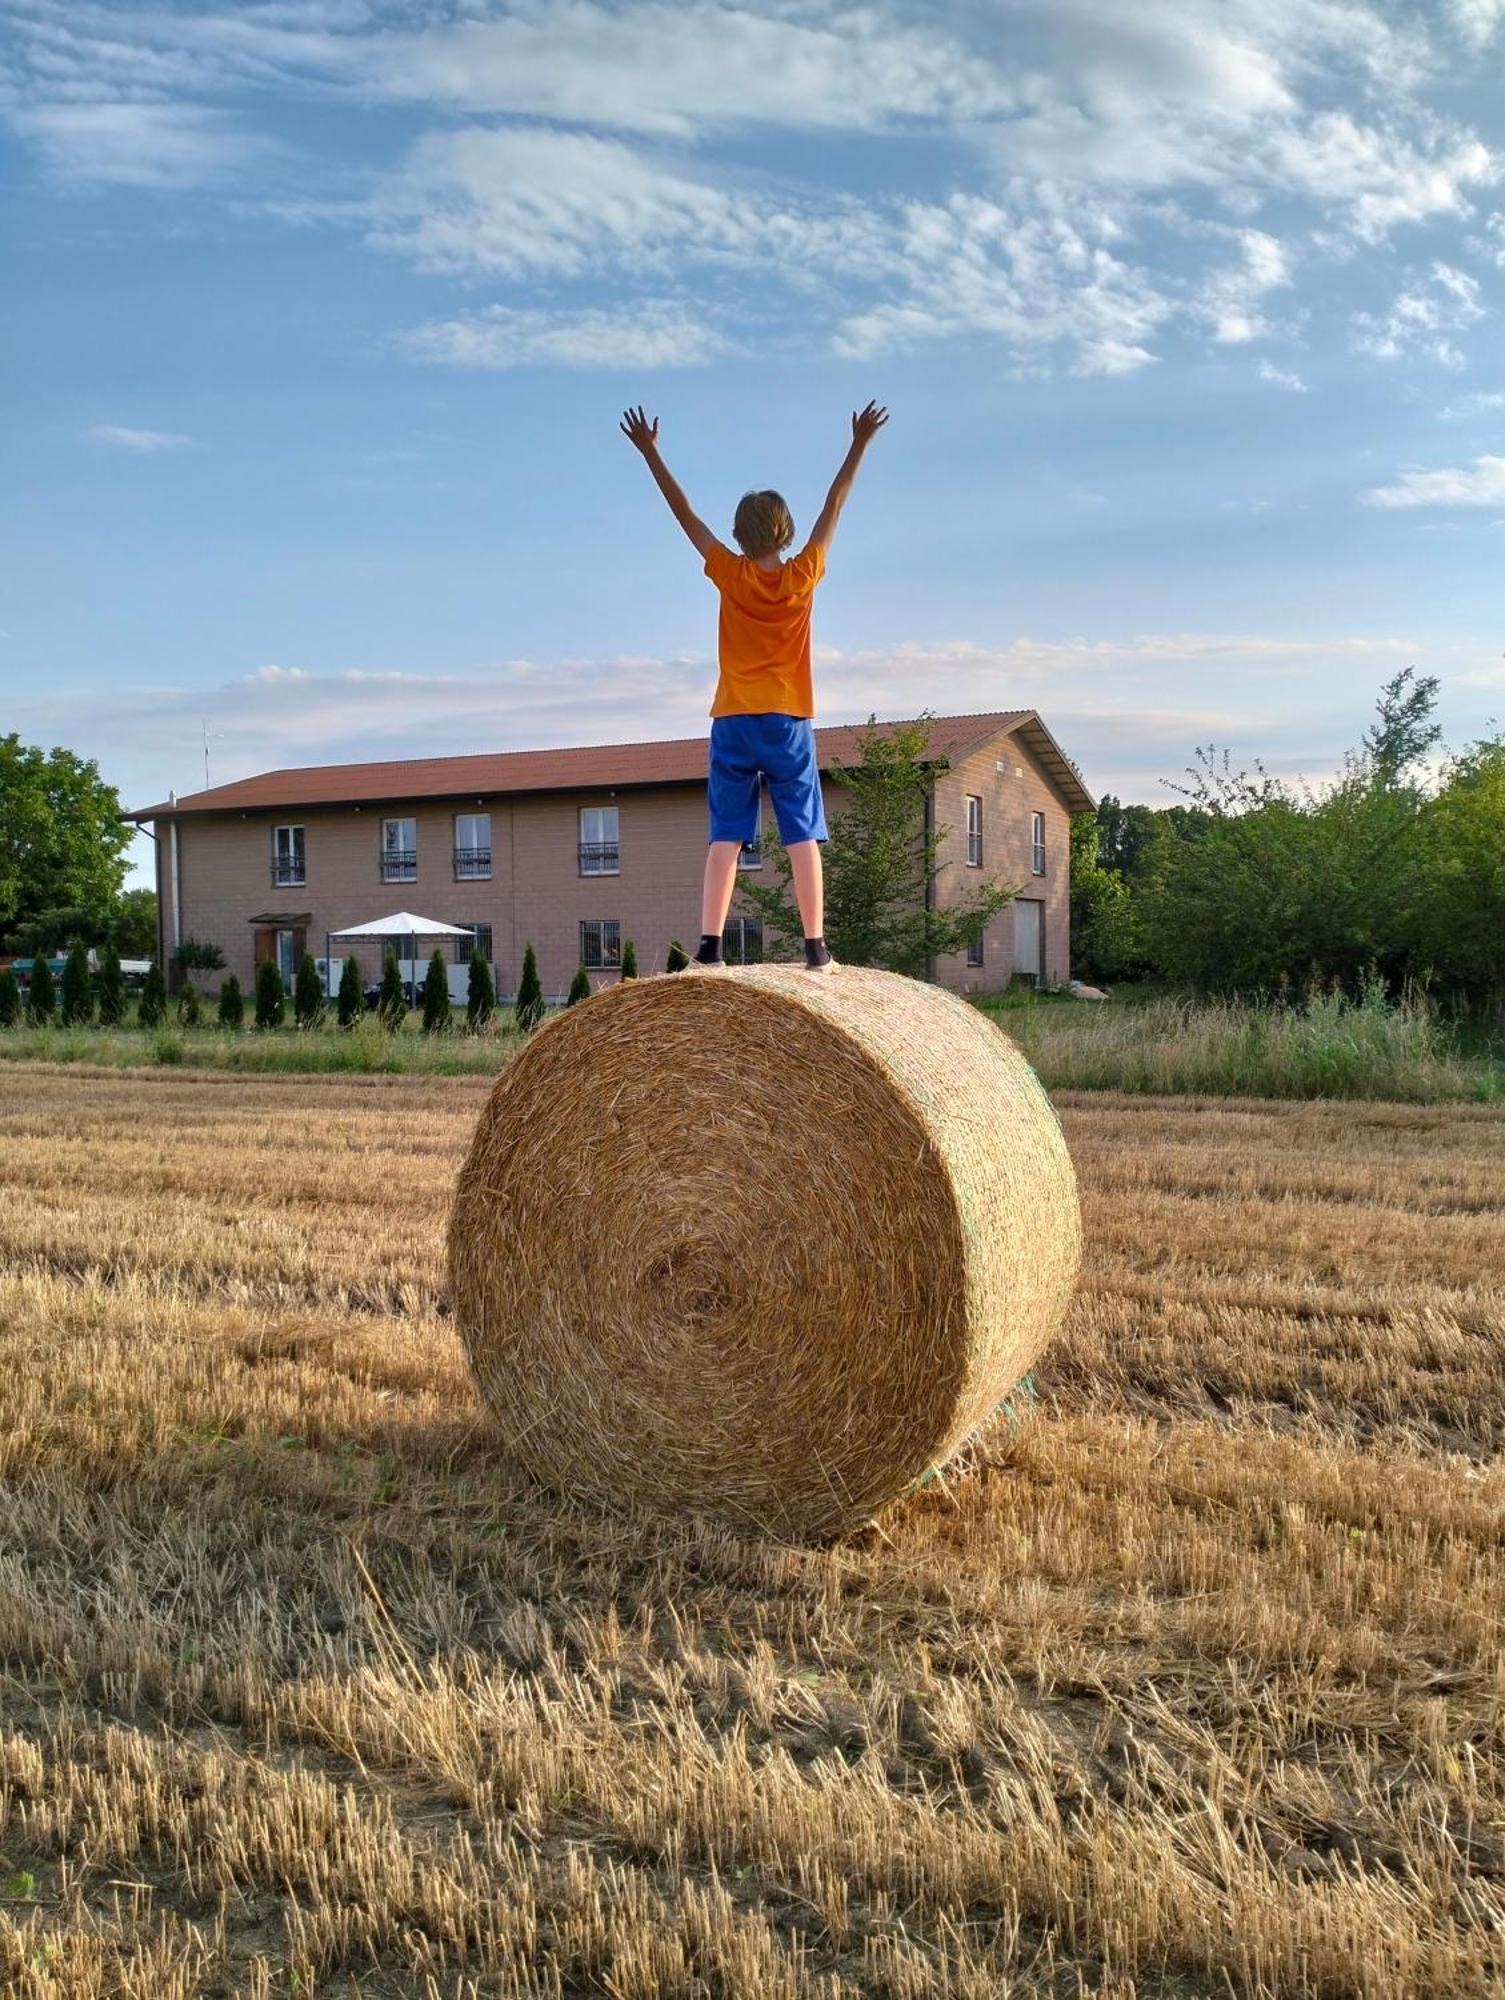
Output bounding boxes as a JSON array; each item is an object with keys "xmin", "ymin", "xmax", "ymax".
[
  {"xmin": 1449, "ymin": 0, "xmax": 1505, "ymax": 50},
  {"xmin": 1263, "ymin": 112, "xmax": 1495, "ymax": 242},
  {"xmin": 1195, "ymin": 228, "xmax": 1292, "ymax": 342},
  {"xmin": 399, "ymin": 300, "xmax": 726, "ymax": 370},
  {"xmin": 9, "ymin": 99, "xmax": 243, "ymax": 186},
  {"xmin": 1362, "ymin": 454, "xmax": 1505, "ymax": 507},
  {"xmin": 81, "ymin": 422, "xmax": 195, "ymax": 451},
  {"xmin": 1258, "ymin": 359, "xmax": 1308, "ymax": 390},
  {"xmin": 1352, "ymin": 261, "xmax": 1486, "ymax": 366},
  {"xmin": 1439, "ymin": 389, "xmax": 1505, "ymax": 419}
]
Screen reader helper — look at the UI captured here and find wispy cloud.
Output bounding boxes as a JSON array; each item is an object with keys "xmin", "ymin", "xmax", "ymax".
[
  {"xmin": 8, "ymin": 100, "xmax": 246, "ymax": 187},
  {"xmin": 81, "ymin": 423, "xmax": 196, "ymax": 452},
  {"xmin": 399, "ymin": 300, "xmax": 726, "ymax": 370},
  {"xmin": 1258, "ymin": 360, "xmax": 1308, "ymax": 391},
  {"xmin": 1352, "ymin": 262, "xmax": 1486, "ymax": 367},
  {"xmin": 1363, "ymin": 454, "xmax": 1505, "ymax": 507},
  {"xmin": 1439, "ymin": 389, "xmax": 1505, "ymax": 419}
]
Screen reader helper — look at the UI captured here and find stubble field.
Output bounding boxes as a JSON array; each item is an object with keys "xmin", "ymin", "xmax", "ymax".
[{"xmin": 0, "ymin": 1063, "xmax": 1500, "ymax": 1999}]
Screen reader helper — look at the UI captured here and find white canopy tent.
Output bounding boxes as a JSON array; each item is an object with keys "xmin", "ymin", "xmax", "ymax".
[{"xmin": 327, "ymin": 912, "xmax": 474, "ymax": 1006}]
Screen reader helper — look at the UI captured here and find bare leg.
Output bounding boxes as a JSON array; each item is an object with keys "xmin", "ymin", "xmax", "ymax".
[
  {"xmin": 787, "ymin": 840, "xmax": 824, "ymax": 939},
  {"xmin": 700, "ymin": 841, "xmax": 742, "ymax": 937}
]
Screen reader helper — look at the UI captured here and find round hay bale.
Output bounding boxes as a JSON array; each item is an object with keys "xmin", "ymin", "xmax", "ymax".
[{"xmin": 448, "ymin": 964, "xmax": 1079, "ymax": 1536}]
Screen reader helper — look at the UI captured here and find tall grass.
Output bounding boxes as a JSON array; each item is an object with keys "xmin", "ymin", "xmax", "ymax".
[
  {"xmin": 0, "ymin": 1013, "xmax": 525, "ymax": 1076},
  {"xmin": 993, "ymin": 981, "xmax": 1505, "ymax": 1101}
]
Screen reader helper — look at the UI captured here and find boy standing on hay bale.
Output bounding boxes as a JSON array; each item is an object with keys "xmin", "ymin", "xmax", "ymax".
[{"xmin": 621, "ymin": 400, "xmax": 889, "ymax": 973}]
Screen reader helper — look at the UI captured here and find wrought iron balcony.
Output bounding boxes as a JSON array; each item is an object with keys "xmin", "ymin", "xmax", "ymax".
[
  {"xmin": 381, "ymin": 849, "xmax": 417, "ymax": 882},
  {"xmin": 453, "ymin": 846, "xmax": 492, "ymax": 879},
  {"xmin": 271, "ymin": 860, "xmax": 305, "ymax": 887},
  {"xmin": 578, "ymin": 841, "xmax": 620, "ymax": 875},
  {"xmin": 736, "ymin": 842, "xmax": 762, "ymax": 870}
]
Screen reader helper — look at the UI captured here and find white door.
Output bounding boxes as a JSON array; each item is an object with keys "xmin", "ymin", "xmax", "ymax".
[{"xmin": 1013, "ymin": 900, "xmax": 1044, "ymax": 983}]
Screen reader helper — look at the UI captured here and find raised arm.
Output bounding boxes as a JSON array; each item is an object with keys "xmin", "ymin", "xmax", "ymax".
[
  {"xmin": 620, "ymin": 407, "xmax": 716, "ymax": 558},
  {"xmin": 806, "ymin": 400, "xmax": 889, "ymax": 555}
]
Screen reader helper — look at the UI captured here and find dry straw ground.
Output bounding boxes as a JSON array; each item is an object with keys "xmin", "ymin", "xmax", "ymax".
[{"xmin": 0, "ymin": 1064, "xmax": 1500, "ymax": 1999}]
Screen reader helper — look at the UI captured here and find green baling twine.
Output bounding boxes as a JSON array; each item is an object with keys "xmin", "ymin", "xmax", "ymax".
[{"xmin": 907, "ymin": 1370, "xmax": 1039, "ymax": 1495}]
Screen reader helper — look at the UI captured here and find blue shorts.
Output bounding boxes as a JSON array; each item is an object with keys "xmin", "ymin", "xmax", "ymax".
[{"xmin": 708, "ymin": 713, "xmax": 828, "ymax": 846}]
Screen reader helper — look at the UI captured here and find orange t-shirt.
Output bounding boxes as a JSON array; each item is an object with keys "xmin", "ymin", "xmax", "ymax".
[{"xmin": 704, "ymin": 540, "xmax": 825, "ymax": 718}]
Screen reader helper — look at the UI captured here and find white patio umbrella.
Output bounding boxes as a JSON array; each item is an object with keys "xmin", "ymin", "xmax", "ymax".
[{"xmin": 327, "ymin": 912, "xmax": 474, "ymax": 1006}]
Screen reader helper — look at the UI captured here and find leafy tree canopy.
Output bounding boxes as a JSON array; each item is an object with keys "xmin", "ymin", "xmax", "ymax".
[{"xmin": 0, "ymin": 737, "xmax": 131, "ymax": 951}]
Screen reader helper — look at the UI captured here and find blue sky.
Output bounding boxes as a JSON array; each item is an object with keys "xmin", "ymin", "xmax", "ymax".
[{"xmin": 3, "ymin": 1, "xmax": 1504, "ymax": 886}]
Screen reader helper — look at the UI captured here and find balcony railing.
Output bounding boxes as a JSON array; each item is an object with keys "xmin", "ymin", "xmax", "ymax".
[
  {"xmin": 737, "ymin": 842, "xmax": 762, "ymax": 870},
  {"xmin": 271, "ymin": 859, "xmax": 305, "ymax": 887},
  {"xmin": 578, "ymin": 842, "xmax": 620, "ymax": 875},
  {"xmin": 381, "ymin": 849, "xmax": 417, "ymax": 883},
  {"xmin": 453, "ymin": 846, "xmax": 492, "ymax": 879}
]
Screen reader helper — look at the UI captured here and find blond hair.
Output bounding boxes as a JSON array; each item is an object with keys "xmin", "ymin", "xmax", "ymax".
[{"xmin": 733, "ymin": 490, "xmax": 795, "ymax": 558}]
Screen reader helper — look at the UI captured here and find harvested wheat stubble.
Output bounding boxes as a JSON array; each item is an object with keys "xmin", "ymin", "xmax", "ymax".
[{"xmin": 449, "ymin": 963, "xmax": 1081, "ymax": 1535}]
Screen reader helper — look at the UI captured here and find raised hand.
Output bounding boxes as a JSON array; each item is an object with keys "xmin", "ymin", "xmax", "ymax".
[
  {"xmin": 851, "ymin": 400, "xmax": 889, "ymax": 446},
  {"xmin": 619, "ymin": 405, "xmax": 660, "ymax": 454}
]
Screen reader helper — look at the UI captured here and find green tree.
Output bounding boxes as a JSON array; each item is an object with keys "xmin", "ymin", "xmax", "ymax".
[
  {"xmin": 336, "ymin": 955, "xmax": 363, "ymax": 1029},
  {"xmin": 737, "ymin": 716, "xmax": 1015, "ymax": 976},
  {"xmin": 466, "ymin": 949, "xmax": 496, "ymax": 1029},
  {"xmin": 514, "ymin": 942, "xmax": 544, "ymax": 1031},
  {"xmin": 565, "ymin": 966, "xmax": 591, "ymax": 1006},
  {"xmin": 666, "ymin": 939, "xmax": 690, "ymax": 971},
  {"xmin": 28, "ymin": 954, "xmax": 56, "ymax": 1023},
  {"xmin": 177, "ymin": 983, "xmax": 201, "ymax": 1027},
  {"xmin": 620, "ymin": 939, "xmax": 638, "ymax": 980},
  {"xmin": 421, "ymin": 949, "xmax": 451, "ymax": 1032},
  {"xmin": 109, "ymin": 887, "xmax": 158, "ymax": 958},
  {"xmin": 0, "ymin": 967, "xmax": 20, "ymax": 1027},
  {"xmin": 60, "ymin": 939, "xmax": 94, "ymax": 1025},
  {"xmin": 294, "ymin": 951, "xmax": 324, "ymax": 1029},
  {"xmin": 217, "ymin": 974, "xmax": 245, "ymax": 1029},
  {"xmin": 0, "ymin": 737, "xmax": 132, "ymax": 949},
  {"xmin": 96, "ymin": 944, "xmax": 127, "ymax": 1026},
  {"xmin": 1401, "ymin": 737, "xmax": 1505, "ymax": 998},
  {"xmin": 377, "ymin": 949, "xmax": 406, "ymax": 1029},
  {"xmin": 137, "ymin": 961, "xmax": 168, "ymax": 1028},
  {"xmin": 1364, "ymin": 667, "xmax": 1442, "ymax": 786},
  {"xmin": 1069, "ymin": 814, "xmax": 1140, "ymax": 984},
  {"xmin": 254, "ymin": 959, "xmax": 286, "ymax": 1030}
]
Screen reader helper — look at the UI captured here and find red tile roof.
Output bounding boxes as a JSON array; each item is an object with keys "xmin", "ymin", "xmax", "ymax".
[{"xmin": 129, "ymin": 710, "xmax": 1093, "ymax": 819}]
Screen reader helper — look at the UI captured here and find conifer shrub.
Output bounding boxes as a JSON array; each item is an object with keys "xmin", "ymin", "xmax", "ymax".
[
  {"xmin": 565, "ymin": 967, "xmax": 591, "ymax": 1006},
  {"xmin": 218, "ymin": 975, "xmax": 245, "ymax": 1029},
  {"xmin": 60, "ymin": 940, "xmax": 94, "ymax": 1026},
  {"xmin": 28, "ymin": 955, "xmax": 56, "ymax": 1023},
  {"xmin": 666, "ymin": 939, "xmax": 689, "ymax": 972},
  {"xmin": 377, "ymin": 950, "xmax": 405, "ymax": 1029},
  {"xmin": 337, "ymin": 955, "xmax": 363, "ymax": 1029},
  {"xmin": 466, "ymin": 949, "xmax": 496, "ymax": 1030},
  {"xmin": 421, "ymin": 949, "xmax": 452, "ymax": 1033},
  {"xmin": 96, "ymin": 945, "xmax": 127, "ymax": 1027},
  {"xmin": 0, "ymin": 968, "xmax": 20, "ymax": 1027},
  {"xmin": 294, "ymin": 952, "xmax": 324, "ymax": 1029},
  {"xmin": 620, "ymin": 939, "xmax": 638, "ymax": 980},
  {"xmin": 254, "ymin": 959, "xmax": 286, "ymax": 1030},
  {"xmin": 137, "ymin": 962, "xmax": 168, "ymax": 1028},
  {"xmin": 177, "ymin": 983, "xmax": 201, "ymax": 1027},
  {"xmin": 514, "ymin": 942, "xmax": 544, "ymax": 1031}
]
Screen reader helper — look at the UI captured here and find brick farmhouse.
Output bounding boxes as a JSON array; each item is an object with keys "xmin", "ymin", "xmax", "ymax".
[{"xmin": 128, "ymin": 710, "xmax": 1092, "ymax": 1001}]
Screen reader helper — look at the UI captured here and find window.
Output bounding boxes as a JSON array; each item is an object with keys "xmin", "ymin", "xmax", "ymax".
[
  {"xmin": 738, "ymin": 787, "xmax": 764, "ymax": 869},
  {"xmin": 966, "ymin": 933, "xmax": 985, "ymax": 969},
  {"xmin": 276, "ymin": 930, "xmax": 297, "ymax": 984},
  {"xmin": 454, "ymin": 812, "xmax": 491, "ymax": 880},
  {"xmin": 723, "ymin": 917, "xmax": 764, "ymax": 965},
  {"xmin": 965, "ymin": 795, "xmax": 982, "ymax": 867},
  {"xmin": 1031, "ymin": 811, "xmax": 1046, "ymax": 875},
  {"xmin": 271, "ymin": 825, "xmax": 305, "ymax": 887},
  {"xmin": 580, "ymin": 918, "xmax": 621, "ymax": 969},
  {"xmin": 382, "ymin": 816, "xmax": 417, "ymax": 883},
  {"xmin": 454, "ymin": 922, "xmax": 493, "ymax": 966},
  {"xmin": 579, "ymin": 805, "xmax": 620, "ymax": 875}
]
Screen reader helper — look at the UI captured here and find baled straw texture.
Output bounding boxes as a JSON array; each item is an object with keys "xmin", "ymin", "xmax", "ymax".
[{"xmin": 448, "ymin": 964, "xmax": 1080, "ymax": 1536}]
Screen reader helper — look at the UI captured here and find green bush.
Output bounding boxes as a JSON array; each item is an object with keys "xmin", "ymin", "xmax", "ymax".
[
  {"xmin": 151, "ymin": 1029, "xmax": 185, "ymax": 1066},
  {"xmin": 421, "ymin": 949, "xmax": 451, "ymax": 1033},
  {"xmin": 0, "ymin": 968, "xmax": 20, "ymax": 1027},
  {"xmin": 666, "ymin": 939, "xmax": 689, "ymax": 972},
  {"xmin": 294, "ymin": 952, "xmax": 324, "ymax": 1030},
  {"xmin": 466, "ymin": 949, "xmax": 495, "ymax": 1030},
  {"xmin": 177, "ymin": 983, "xmax": 201, "ymax": 1027},
  {"xmin": 254, "ymin": 959, "xmax": 286, "ymax": 1030},
  {"xmin": 96, "ymin": 944, "xmax": 127, "ymax": 1027},
  {"xmin": 620, "ymin": 939, "xmax": 638, "ymax": 980},
  {"xmin": 137, "ymin": 962, "xmax": 168, "ymax": 1028},
  {"xmin": 60, "ymin": 940, "xmax": 93, "ymax": 1026},
  {"xmin": 377, "ymin": 950, "xmax": 405, "ymax": 1029},
  {"xmin": 514, "ymin": 942, "xmax": 543, "ymax": 1031},
  {"xmin": 337, "ymin": 955, "xmax": 363, "ymax": 1029},
  {"xmin": 565, "ymin": 967, "xmax": 591, "ymax": 1006},
  {"xmin": 217, "ymin": 975, "xmax": 245, "ymax": 1029},
  {"xmin": 28, "ymin": 955, "xmax": 56, "ymax": 1023},
  {"xmin": 175, "ymin": 936, "xmax": 226, "ymax": 973}
]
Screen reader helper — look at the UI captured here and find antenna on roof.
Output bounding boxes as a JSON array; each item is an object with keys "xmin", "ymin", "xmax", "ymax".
[{"xmin": 202, "ymin": 719, "xmax": 226, "ymax": 791}]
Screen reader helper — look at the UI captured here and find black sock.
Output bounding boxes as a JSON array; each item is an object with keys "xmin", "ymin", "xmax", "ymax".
[
  {"xmin": 804, "ymin": 936, "xmax": 831, "ymax": 968},
  {"xmin": 694, "ymin": 933, "xmax": 724, "ymax": 965}
]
